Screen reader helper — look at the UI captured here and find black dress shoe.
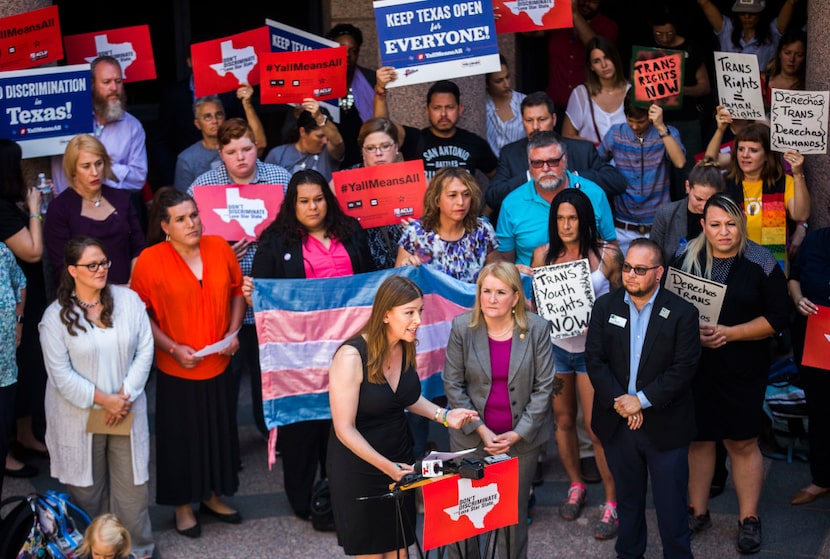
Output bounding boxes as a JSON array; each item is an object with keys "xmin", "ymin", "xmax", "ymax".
[
  {"xmin": 175, "ymin": 521, "xmax": 201, "ymax": 538},
  {"xmin": 11, "ymin": 441, "xmax": 49, "ymax": 460},
  {"xmin": 4, "ymin": 463, "xmax": 39, "ymax": 478},
  {"xmin": 200, "ymin": 503, "xmax": 242, "ymax": 524}
]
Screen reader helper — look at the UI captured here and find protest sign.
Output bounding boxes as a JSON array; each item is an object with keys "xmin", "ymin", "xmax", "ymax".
[
  {"xmin": 770, "ymin": 89, "xmax": 829, "ymax": 155},
  {"xmin": 493, "ymin": 0, "xmax": 573, "ymax": 34},
  {"xmin": 0, "ymin": 6, "xmax": 63, "ymax": 71},
  {"xmin": 192, "ymin": 184, "xmax": 284, "ymax": 241},
  {"xmin": 664, "ymin": 267, "xmax": 726, "ymax": 325},
  {"xmin": 631, "ymin": 46, "xmax": 685, "ymax": 109},
  {"xmin": 64, "ymin": 25, "xmax": 156, "ymax": 82},
  {"xmin": 374, "ymin": 0, "xmax": 501, "ymax": 88},
  {"xmin": 259, "ymin": 47, "xmax": 347, "ymax": 104},
  {"xmin": 802, "ymin": 304, "xmax": 830, "ymax": 370},
  {"xmin": 0, "ymin": 64, "xmax": 92, "ymax": 159},
  {"xmin": 532, "ymin": 259, "xmax": 595, "ymax": 340},
  {"xmin": 713, "ymin": 51, "xmax": 764, "ymax": 120},
  {"xmin": 191, "ymin": 27, "xmax": 270, "ymax": 97},
  {"xmin": 265, "ymin": 18, "xmax": 342, "ymax": 121},
  {"xmin": 333, "ymin": 159, "xmax": 426, "ymax": 229}
]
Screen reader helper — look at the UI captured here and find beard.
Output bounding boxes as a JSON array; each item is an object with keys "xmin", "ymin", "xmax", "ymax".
[
  {"xmin": 93, "ymin": 92, "xmax": 126, "ymax": 123},
  {"xmin": 535, "ymin": 172, "xmax": 565, "ymax": 191}
]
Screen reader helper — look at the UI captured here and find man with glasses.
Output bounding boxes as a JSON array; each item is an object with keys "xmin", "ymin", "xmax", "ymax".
[
  {"xmin": 586, "ymin": 237, "xmax": 700, "ymax": 559},
  {"xmin": 174, "ymin": 89, "xmax": 267, "ymax": 192},
  {"xmin": 486, "ymin": 91, "xmax": 626, "ymax": 227},
  {"xmin": 496, "ymin": 130, "xmax": 616, "ymax": 270}
]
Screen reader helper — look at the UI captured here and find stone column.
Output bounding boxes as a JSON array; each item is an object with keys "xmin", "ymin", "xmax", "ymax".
[{"xmin": 806, "ymin": 1, "xmax": 830, "ymax": 227}]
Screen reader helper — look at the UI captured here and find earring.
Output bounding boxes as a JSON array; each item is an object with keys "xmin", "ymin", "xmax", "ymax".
[
  {"xmin": 165, "ymin": 234, "xmax": 170, "ymax": 242},
  {"xmin": 512, "ymin": 307, "xmax": 516, "ymax": 315}
]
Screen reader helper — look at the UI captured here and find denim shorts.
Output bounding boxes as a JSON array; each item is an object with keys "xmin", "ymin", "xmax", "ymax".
[{"xmin": 552, "ymin": 343, "xmax": 587, "ymax": 374}]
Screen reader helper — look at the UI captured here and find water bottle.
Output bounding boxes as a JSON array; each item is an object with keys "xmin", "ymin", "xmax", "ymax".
[{"xmin": 36, "ymin": 172, "xmax": 53, "ymax": 214}]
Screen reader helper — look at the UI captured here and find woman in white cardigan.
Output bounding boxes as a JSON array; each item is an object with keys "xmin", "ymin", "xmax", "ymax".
[{"xmin": 39, "ymin": 236, "xmax": 154, "ymax": 559}]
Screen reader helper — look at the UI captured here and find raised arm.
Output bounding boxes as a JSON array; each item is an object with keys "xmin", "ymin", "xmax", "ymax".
[
  {"xmin": 649, "ymin": 104, "xmax": 686, "ymax": 169},
  {"xmin": 697, "ymin": 0, "xmax": 724, "ymax": 33},
  {"xmin": 373, "ymin": 67, "xmax": 408, "ymax": 149},
  {"xmin": 785, "ymin": 150, "xmax": 810, "ymax": 222},
  {"xmin": 302, "ymin": 98, "xmax": 345, "ymax": 162},
  {"xmin": 238, "ymin": 84, "xmax": 267, "ymax": 156},
  {"xmin": 776, "ymin": 0, "xmax": 799, "ymax": 35},
  {"xmin": 704, "ymin": 105, "xmax": 732, "ymax": 168}
]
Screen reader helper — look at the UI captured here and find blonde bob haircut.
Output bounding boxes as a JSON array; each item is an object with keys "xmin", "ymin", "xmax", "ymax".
[
  {"xmin": 469, "ymin": 261, "xmax": 529, "ymax": 333},
  {"xmin": 62, "ymin": 134, "xmax": 117, "ymax": 188},
  {"xmin": 360, "ymin": 275, "xmax": 423, "ymax": 384},
  {"xmin": 420, "ymin": 167, "xmax": 482, "ymax": 234}
]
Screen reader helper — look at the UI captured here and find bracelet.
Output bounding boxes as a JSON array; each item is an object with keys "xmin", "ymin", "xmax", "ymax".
[
  {"xmin": 375, "ymin": 86, "xmax": 387, "ymax": 96},
  {"xmin": 15, "ymin": 315, "xmax": 23, "ymax": 324},
  {"xmin": 316, "ymin": 114, "xmax": 328, "ymax": 127},
  {"xmin": 658, "ymin": 129, "xmax": 670, "ymax": 139},
  {"xmin": 442, "ymin": 408, "xmax": 449, "ymax": 427},
  {"xmin": 800, "ymin": 221, "xmax": 809, "ymax": 229},
  {"xmin": 793, "ymin": 173, "xmax": 805, "ymax": 179},
  {"xmin": 433, "ymin": 407, "xmax": 442, "ymax": 422},
  {"xmin": 168, "ymin": 344, "xmax": 176, "ymax": 355},
  {"xmin": 29, "ymin": 213, "xmax": 42, "ymax": 220}
]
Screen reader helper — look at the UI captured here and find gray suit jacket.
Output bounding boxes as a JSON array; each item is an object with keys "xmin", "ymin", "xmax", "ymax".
[
  {"xmin": 650, "ymin": 198, "xmax": 690, "ymax": 264},
  {"xmin": 442, "ymin": 311, "xmax": 554, "ymax": 454}
]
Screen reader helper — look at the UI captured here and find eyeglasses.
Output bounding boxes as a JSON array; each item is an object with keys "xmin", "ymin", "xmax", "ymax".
[
  {"xmin": 529, "ymin": 157, "xmax": 564, "ymax": 169},
  {"xmin": 622, "ymin": 263, "xmax": 660, "ymax": 276},
  {"xmin": 363, "ymin": 142, "xmax": 395, "ymax": 154},
  {"xmin": 74, "ymin": 259, "xmax": 112, "ymax": 273},
  {"xmin": 653, "ymin": 31, "xmax": 676, "ymax": 39},
  {"xmin": 201, "ymin": 111, "xmax": 225, "ymax": 122}
]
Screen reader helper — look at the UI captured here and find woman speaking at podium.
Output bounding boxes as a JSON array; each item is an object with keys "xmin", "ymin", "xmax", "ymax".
[
  {"xmin": 443, "ymin": 262, "xmax": 555, "ymax": 559},
  {"xmin": 327, "ymin": 275, "xmax": 478, "ymax": 558}
]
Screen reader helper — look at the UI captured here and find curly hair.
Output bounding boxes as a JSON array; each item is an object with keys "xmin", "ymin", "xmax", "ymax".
[{"xmin": 56, "ymin": 236, "xmax": 113, "ymax": 336}]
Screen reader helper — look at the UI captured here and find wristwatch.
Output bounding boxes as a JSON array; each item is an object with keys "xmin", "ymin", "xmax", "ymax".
[
  {"xmin": 15, "ymin": 315, "xmax": 23, "ymax": 324},
  {"xmin": 658, "ymin": 128, "xmax": 670, "ymax": 138},
  {"xmin": 317, "ymin": 114, "xmax": 328, "ymax": 127}
]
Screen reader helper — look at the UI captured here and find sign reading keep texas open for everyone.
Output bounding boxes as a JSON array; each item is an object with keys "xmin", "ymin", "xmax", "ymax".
[
  {"xmin": 770, "ymin": 88, "xmax": 829, "ymax": 155},
  {"xmin": 374, "ymin": 0, "xmax": 500, "ymax": 87},
  {"xmin": 192, "ymin": 184, "xmax": 285, "ymax": 241}
]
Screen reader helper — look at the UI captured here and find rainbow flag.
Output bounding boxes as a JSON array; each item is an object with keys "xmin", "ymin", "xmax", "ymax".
[{"xmin": 252, "ymin": 266, "xmax": 479, "ymax": 430}]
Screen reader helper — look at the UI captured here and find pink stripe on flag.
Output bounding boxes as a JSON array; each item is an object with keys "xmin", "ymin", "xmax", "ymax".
[{"xmin": 255, "ymin": 306, "xmax": 372, "ymax": 345}]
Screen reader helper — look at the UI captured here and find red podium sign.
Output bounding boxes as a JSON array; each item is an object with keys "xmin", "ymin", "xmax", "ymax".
[{"xmin": 421, "ymin": 457, "xmax": 519, "ymax": 551}]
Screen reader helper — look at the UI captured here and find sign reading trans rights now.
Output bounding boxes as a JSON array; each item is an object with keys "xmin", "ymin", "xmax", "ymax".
[{"xmin": 374, "ymin": 0, "xmax": 501, "ymax": 87}]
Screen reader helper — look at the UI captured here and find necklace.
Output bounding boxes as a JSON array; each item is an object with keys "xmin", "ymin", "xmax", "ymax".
[
  {"xmin": 74, "ymin": 294, "xmax": 100, "ymax": 309},
  {"xmin": 487, "ymin": 321, "xmax": 514, "ymax": 339}
]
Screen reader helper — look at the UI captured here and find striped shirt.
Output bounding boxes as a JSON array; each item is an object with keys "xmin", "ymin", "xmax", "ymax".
[{"xmin": 599, "ymin": 123, "xmax": 684, "ymax": 225}]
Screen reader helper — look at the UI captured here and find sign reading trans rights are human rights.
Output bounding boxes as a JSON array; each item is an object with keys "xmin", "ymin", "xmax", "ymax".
[{"xmin": 374, "ymin": 0, "xmax": 501, "ymax": 87}]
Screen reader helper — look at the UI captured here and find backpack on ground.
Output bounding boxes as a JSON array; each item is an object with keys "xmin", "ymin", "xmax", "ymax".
[
  {"xmin": 0, "ymin": 490, "xmax": 91, "ymax": 559},
  {"xmin": 762, "ymin": 357, "xmax": 810, "ymax": 463}
]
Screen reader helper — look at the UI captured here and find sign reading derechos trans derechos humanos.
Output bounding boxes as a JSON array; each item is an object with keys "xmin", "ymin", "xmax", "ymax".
[{"xmin": 374, "ymin": 0, "xmax": 501, "ymax": 87}]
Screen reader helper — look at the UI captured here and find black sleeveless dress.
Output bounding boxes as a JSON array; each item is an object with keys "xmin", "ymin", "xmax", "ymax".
[{"xmin": 327, "ymin": 336, "xmax": 421, "ymax": 555}]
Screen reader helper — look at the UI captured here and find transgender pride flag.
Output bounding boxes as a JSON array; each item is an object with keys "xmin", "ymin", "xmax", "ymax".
[{"xmin": 252, "ymin": 266, "xmax": 478, "ymax": 431}]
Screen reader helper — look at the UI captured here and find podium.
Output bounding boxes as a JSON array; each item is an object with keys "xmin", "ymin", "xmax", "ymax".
[{"xmin": 420, "ymin": 457, "xmax": 519, "ymax": 558}]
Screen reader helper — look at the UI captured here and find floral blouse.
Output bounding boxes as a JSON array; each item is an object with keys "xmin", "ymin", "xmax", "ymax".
[
  {"xmin": 398, "ymin": 218, "xmax": 498, "ymax": 283},
  {"xmin": 0, "ymin": 242, "xmax": 26, "ymax": 387}
]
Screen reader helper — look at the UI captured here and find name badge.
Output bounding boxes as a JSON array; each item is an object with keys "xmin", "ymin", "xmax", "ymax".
[
  {"xmin": 609, "ymin": 314, "xmax": 627, "ymax": 328},
  {"xmin": 659, "ymin": 307, "xmax": 671, "ymax": 319}
]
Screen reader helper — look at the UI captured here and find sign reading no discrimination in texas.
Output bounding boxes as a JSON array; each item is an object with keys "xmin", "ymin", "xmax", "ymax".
[{"xmin": 532, "ymin": 259, "xmax": 595, "ymax": 340}]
